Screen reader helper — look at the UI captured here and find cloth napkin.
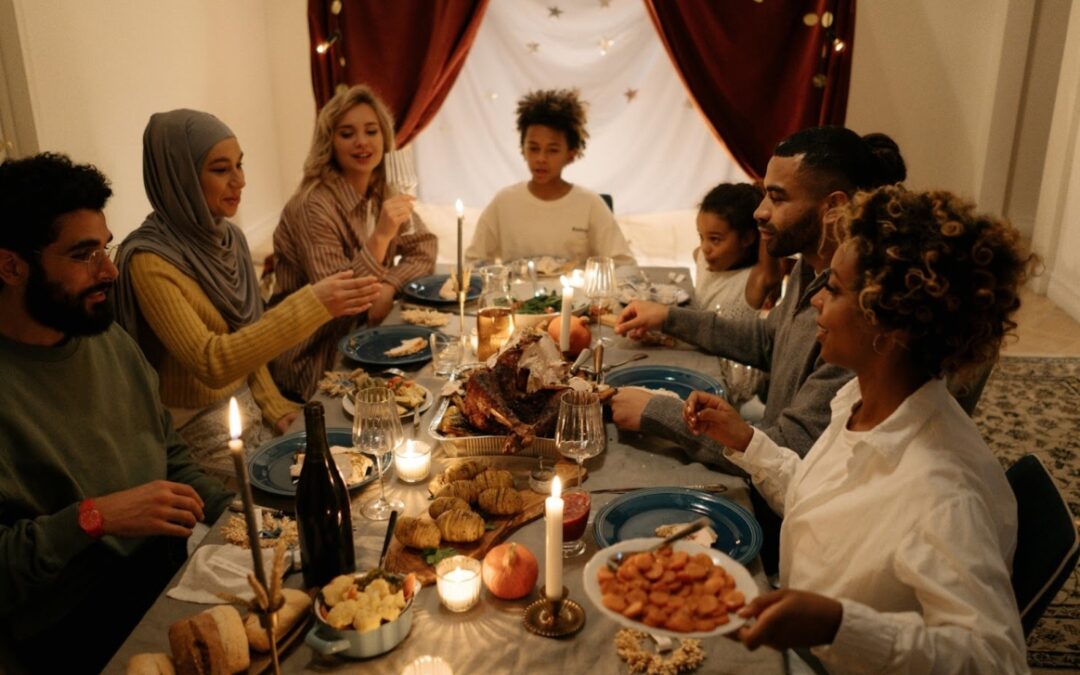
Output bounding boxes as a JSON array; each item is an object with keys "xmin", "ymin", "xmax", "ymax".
[{"xmin": 167, "ymin": 544, "xmax": 283, "ymax": 604}]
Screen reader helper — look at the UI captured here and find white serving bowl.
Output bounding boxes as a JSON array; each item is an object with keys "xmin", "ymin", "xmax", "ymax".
[{"xmin": 582, "ymin": 538, "xmax": 759, "ymax": 640}]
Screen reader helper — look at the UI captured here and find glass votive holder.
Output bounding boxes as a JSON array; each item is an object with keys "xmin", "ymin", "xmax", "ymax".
[
  {"xmin": 394, "ymin": 440, "xmax": 432, "ymax": 483},
  {"xmin": 401, "ymin": 655, "xmax": 454, "ymax": 675},
  {"xmin": 435, "ymin": 555, "xmax": 482, "ymax": 612}
]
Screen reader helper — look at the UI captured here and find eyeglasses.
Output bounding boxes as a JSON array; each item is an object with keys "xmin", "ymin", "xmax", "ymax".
[{"xmin": 36, "ymin": 244, "xmax": 119, "ymax": 275}]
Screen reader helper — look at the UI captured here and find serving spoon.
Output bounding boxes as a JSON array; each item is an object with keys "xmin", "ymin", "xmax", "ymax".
[{"xmin": 606, "ymin": 516, "xmax": 711, "ymax": 572}]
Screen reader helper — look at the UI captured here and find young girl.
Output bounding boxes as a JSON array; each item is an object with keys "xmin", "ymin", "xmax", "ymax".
[
  {"xmin": 466, "ymin": 88, "xmax": 634, "ymax": 266},
  {"xmin": 692, "ymin": 182, "xmax": 762, "ymax": 319}
]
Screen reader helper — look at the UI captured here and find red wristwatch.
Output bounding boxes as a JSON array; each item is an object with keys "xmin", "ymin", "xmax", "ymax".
[{"xmin": 78, "ymin": 499, "xmax": 104, "ymax": 539}]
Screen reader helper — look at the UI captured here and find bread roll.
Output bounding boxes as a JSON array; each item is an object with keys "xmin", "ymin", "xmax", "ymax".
[
  {"xmin": 444, "ymin": 459, "xmax": 486, "ymax": 482},
  {"xmin": 169, "ymin": 611, "xmax": 228, "ymax": 675},
  {"xmin": 428, "ymin": 496, "xmax": 470, "ymax": 520},
  {"xmin": 436, "ymin": 479, "xmax": 480, "ymax": 504},
  {"xmin": 245, "ymin": 588, "xmax": 314, "ymax": 652},
  {"xmin": 126, "ymin": 653, "xmax": 175, "ymax": 675},
  {"xmin": 395, "ymin": 516, "xmax": 442, "ymax": 549},
  {"xmin": 205, "ymin": 605, "xmax": 249, "ymax": 672},
  {"xmin": 478, "ymin": 487, "xmax": 524, "ymax": 516},
  {"xmin": 436, "ymin": 508, "xmax": 485, "ymax": 543},
  {"xmin": 473, "ymin": 469, "xmax": 514, "ymax": 491}
]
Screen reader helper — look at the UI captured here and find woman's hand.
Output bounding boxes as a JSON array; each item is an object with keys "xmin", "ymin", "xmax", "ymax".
[
  {"xmin": 366, "ymin": 283, "xmax": 397, "ymax": 326},
  {"xmin": 311, "ymin": 270, "xmax": 380, "ymax": 318},
  {"xmin": 373, "ymin": 193, "xmax": 415, "ymax": 239},
  {"xmin": 736, "ymin": 589, "xmax": 843, "ymax": 652},
  {"xmin": 94, "ymin": 481, "xmax": 206, "ymax": 538},
  {"xmin": 614, "ymin": 300, "xmax": 669, "ymax": 340},
  {"xmin": 275, "ymin": 411, "xmax": 298, "ymax": 434},
  {"xmin": 683, "ymin": 391, "xmax": 753, "ymax": 451}
]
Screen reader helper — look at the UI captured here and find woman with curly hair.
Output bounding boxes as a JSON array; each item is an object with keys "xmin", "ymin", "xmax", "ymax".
[
  {"xmin": 271, "ymin": 84, "xmax": 437, "ymax": 400},
  {"xmin": 683, "ymin": 185, "xmax": 1030, "ymax": 672},
  {"xmin": 465, "ymin": 88, "xmax": 634, "ymax": 266}
]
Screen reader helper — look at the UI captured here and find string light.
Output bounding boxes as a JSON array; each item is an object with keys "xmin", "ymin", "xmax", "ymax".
[
  {"xmin": 833, "ymin": 38, "xmax": 846, "ymax": 52},
  {"xmin": 316, "ymin": 31, "xmax": 340, "ymax": 54}
]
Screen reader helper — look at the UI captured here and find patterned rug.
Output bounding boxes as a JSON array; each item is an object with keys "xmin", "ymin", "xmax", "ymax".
[{"xmin": 974, "ymin": 355, "xmax": 1080, "ymax": 669}]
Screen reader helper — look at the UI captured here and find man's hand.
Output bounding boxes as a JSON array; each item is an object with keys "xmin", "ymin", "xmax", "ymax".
[
  {"xmin": 366, "ymin": 283, "xmax": 397, "ymax": 326},
  {"xmin": 683, "ymin": 391, "xmax": 753, "ymax": 451},
  {"xmin": 614, "ymin": 300, "xmax": 669, "ymax": 340},
  {"xmin": 610, "ymin": 387, "xmax": 656, "ymax": 431},
  {"xmin": 311, "ymin": 271, "xmax": 381, "ymax": 318},
  {"xmin": 736, "ymin": 589, "xmax": 843, "ymax": 651},
  {"xmin": 94, "ymin": 481, "xmax": 207, "ymax": 538}
]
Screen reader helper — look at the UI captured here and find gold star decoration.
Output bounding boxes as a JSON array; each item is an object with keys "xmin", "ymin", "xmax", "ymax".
[
  {"xmin": 600, "ymin": 0, "xmax": 612, "ymax": 6},
  {"xmin": 624, "ymin": 88, "xmax": 638, "ymax": 102},
  {"xmin": 683, "ymin": 98, "xmax": 694, "ymax": 109},
  {"xmin": 598, "ymin": 37, "xmax": 614, "ymax": 55},
  {"xmin": 526, "ymin": 41, "xmax": 540, "ymax": 53},
  {"xmin": 487, "ymin": 91, "xmax": 499, "ymax": 101},
  {"xmin": 548, "ymin": 6, "xmax": 563, "ymax": 18}
]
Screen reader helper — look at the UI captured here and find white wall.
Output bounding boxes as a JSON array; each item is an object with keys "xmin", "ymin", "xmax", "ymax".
[{"xmin": 11, "ymin": 0, "xmax": 312, "ymax": 252}]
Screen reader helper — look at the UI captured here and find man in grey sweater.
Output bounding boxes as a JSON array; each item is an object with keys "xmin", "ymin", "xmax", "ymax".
[{"xmin": 614, "ymin": 128, "xmax": 906, "ymax": 469}]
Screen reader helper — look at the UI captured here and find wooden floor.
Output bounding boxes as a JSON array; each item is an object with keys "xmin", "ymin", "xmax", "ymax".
[{"xmin": 1005, "ymin": 287, "xmax": 1080, "ymax": 357}]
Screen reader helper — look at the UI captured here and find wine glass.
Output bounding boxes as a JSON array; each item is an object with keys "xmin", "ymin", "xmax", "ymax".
[
  {"xmin": 554, "ymin": 390, "xmax": 605, "ymax": 557},
  {"xmin": 584, "ymin": 256, "xmax": 616, "ymax": 348},
  {"xmin": 384, "ymin": 149, "xmax": 417, "ymax": 196},
  {"xmin": 353, "ymin": 386, "xmax": 405, "ymax": 520}
]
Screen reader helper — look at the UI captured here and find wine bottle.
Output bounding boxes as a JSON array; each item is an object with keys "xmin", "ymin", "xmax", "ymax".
[{"xmin": 296, "ymin": 401, "xmax": 356, "ymax": 588}]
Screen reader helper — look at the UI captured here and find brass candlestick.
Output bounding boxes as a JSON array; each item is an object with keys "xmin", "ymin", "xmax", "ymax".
[{"xmin": 524, "ymin": 585, "xmax": 585, "ymax": 638}]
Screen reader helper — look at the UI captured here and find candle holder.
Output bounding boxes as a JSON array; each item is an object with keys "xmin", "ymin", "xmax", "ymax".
[
  {"xmin": 394, "ymin": 440, "xmax": 432, "ymax": 483},
  {"xmin": 435, "ymin": 555, "xmax": 482, "ymax": 612},
  {"xmin": 523, "ymin": 585, "xmax": 585, "ymax": 638}
]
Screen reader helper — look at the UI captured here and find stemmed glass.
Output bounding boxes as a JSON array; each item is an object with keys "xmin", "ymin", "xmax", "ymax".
[
  {"xmin": 384, "ymin": 150, "xmax": 417, "ymax": 196},
  {"xmin": 554, "ymin": 390, "xmax": 605, "ymax": 557},
  {"xmin": 353, "ymin": 386, "xmax": 405, "ymax": 520},
  {"xmin": 584, "ymin": 256, "xmax": 616, "ymax": 347}
]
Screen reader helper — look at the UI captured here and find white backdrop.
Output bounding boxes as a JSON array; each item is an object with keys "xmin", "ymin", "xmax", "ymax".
[{"xmin": 413, "ymin": 0, "xmax": 749, "ymax": 216}]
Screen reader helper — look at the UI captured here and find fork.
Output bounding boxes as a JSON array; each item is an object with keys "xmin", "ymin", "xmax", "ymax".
[{"xmin": 606, "ymin": 517, "xmax": 711, "ymax": 571}]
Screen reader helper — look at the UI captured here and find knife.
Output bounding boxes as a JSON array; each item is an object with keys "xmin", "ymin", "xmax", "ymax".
[{"xmin": 568, "ymin": 348, "xmax": 593, "ymax": 376}]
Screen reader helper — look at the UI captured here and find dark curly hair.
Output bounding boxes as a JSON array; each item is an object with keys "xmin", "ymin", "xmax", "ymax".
[
  {"xmin": 699, "ymin": 182, "xmax": 763, "ymax": 269},
  {"xmin": 516, "ymin": 88, "xmax": 589, "ymax": 156},
  {"xmin": 839, "ymin": 185, "xmax": 1032, "ymax": 379},
  {"xmin": 0, "ymin": 152, "xmax": 112, "ymax": 258}
]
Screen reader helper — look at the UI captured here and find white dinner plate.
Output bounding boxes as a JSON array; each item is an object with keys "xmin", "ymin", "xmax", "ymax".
[{"xmin": 582, "ymin": 538, "xmax": 759, "ymax": 639}]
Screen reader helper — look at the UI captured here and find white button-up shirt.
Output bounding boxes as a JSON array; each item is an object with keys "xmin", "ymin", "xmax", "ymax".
[{"xmin": 726, "ymin": 377, "xmax": 1027, "ymax": 673}]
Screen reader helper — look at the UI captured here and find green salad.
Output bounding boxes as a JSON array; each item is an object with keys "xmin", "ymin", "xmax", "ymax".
[{"xmin": 515, "ymin": 291, "xmax": 562, "ymax": 314}]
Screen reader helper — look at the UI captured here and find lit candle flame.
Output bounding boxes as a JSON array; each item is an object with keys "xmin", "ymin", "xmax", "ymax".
[
  {"xmin": 228, "ymin": 397, "xmax": 241, "ymax": 440},
  {"xmin": 551, "ymin": 475, "xmax": 561, "ymax": 499},
  {"xmin": 454, "ymin": 199, "xmax": 464, "ymax": 217}
]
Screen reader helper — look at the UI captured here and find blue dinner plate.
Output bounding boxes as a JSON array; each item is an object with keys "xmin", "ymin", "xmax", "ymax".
[
  {"xmin": 593, "ymin": 487, "xmax": 763, "ymax": 565},
  {"xmin": 603, "ymin": 365, "xmax": 725, "ymax": 400},
  {"xmin": 247, "ymin": 428, "xmax": 390, "ymax": 497},
  {"xmin": 403, "ymin": 273, "xmax": 483, "ymax": 305},
  {"xmin": 338, "ymin": 325, "xmax": 437, "ymax": 366}
]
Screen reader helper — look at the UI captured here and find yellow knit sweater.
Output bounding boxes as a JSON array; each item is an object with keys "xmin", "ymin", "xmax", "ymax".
[{"xmin": 129, "ymin": 252, "xmax": 332, "ymax": 425}]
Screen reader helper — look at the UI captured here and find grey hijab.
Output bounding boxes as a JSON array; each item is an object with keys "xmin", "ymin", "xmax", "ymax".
[{"xmin": 115, "ymin": 109, "xmax": 263, "ymax": 340}]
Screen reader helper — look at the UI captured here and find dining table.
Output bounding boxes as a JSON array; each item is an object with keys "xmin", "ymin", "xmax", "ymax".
[{"xmin": 103, "ymin": 267, "xmax": 785, "ymax": 675}]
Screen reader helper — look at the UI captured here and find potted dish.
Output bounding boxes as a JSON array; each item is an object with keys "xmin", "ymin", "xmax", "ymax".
[{"xmin": 304, "ymin": 570, "xmax": 420, "ymax": 659}]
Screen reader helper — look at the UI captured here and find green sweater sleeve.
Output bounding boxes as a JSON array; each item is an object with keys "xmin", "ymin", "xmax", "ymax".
[{"xmin": 0, "ymin": 504, "xmax": 92, "ymax": 615}]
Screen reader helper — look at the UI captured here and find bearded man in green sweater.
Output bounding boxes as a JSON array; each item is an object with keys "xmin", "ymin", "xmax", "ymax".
[{"xmin": 0, "ymin": 153, "xmax": 234, "ymax": 674}]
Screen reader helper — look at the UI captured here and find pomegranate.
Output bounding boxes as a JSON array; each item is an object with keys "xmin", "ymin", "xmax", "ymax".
[{"xmin": 481, "ymin": 542, "xmax": 539, "ymax": 599}]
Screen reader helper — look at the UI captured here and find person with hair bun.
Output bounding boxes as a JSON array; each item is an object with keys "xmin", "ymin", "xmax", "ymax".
[
  {"xmin": 271, "ymin": 84, "xmax": 437, "ymax": 400},
  {"xmin": 682, "ymin": 185, "xmax": 1030, "ymax": 672},
  {"xmin": 465, "ymin": 88, "xmax": 634, "ymax": 266}
]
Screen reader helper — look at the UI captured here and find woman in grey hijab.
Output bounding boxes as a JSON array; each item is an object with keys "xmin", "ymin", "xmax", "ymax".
[{"xmin": 115, "ymin": 109, "xmax": 379, "ymax": 478}]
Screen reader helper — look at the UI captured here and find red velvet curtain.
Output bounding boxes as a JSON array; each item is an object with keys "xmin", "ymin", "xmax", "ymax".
[
  {"xmin": 645, "ymin": 0, "xmax": 856, "ymax": 180},
  {"xmin": 308, "ymin": 0, "xmax": 489, "ymax": 147}
]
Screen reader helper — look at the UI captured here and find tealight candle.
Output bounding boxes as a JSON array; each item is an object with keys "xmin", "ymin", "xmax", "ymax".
[
  {"xmin": 393, "ymin": 440, "xmax": 432, "ymax": 483},
  {"xmin": 545, "ymin": 476, "xmax": 564, "ymax": 601},
  {"xmin": 435, "ymin": 555, "xmax": 482, "ymax": 612}
]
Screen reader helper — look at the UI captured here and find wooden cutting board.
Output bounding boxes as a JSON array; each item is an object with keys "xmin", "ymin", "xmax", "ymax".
[{"xmin": 383, "ymin": 460, "xmax": 581, "ymax": 584}]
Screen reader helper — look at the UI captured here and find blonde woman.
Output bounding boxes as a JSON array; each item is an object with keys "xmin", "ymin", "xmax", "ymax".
[{"xmin": 271, "ymin": 85, "xmax": 437, "ymax": 400}]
